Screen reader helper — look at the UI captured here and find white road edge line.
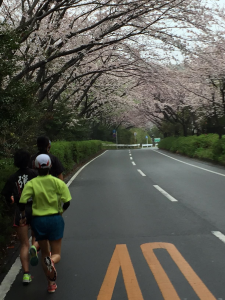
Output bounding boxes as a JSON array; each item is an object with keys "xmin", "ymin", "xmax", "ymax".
[
  {"xmin": 67, "ymin": 151, "xmax": 107, "ymax": 187},
  {"xmin": 137, "ymin": 169, "xmax": 146, "ymax": 176},
  {"xmin": 0, "ymin": 258, "xmax": 21, "ymax": 300},
  {"xmin": 212, "ymin": 231, "xmax": 225, "ymax": 243},
  {"xmin": 153, "ymin": 150, "xmax": 225, "ymax": 177},
  {"xmin": 0, "ymin": 150, "xmax": 107, "ymax": 300},
  {"xmin": 132, "ymin": 162, "xmax": 136, "ymax": 166},
  {"xmin": 153, "ymin": 185, "xmax": 178, "ymax": 202}
]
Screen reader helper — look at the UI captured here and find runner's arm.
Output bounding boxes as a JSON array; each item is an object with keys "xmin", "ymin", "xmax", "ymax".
[
  {"xmin": 59, "ymin": 181, "xmax": 72, "ymax": 212},
  {"xmin": 63, "ymin": 201, "xmax": 70, "ymax": 211},
  {"xmin": 18, "ymin": 182, "xmax": 33, "ymax": 215},
  {"xmin": 19, "ymin": 181, "xmax": 33, "ymax": 206}
]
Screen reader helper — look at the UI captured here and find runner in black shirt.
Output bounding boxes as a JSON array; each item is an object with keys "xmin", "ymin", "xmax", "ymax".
[
  {"xmin": 2, "ymin": 168, "xmax": 36, "ymax": 206},
  {"xmin": 1, "ymin": 149, "xmax": 38, "ymax": 284},
  {"xmin": 29, "ymin": 136, "xmax": 64, "ymax": 180}
]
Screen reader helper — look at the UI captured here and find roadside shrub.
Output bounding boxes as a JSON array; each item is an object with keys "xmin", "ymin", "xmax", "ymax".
[
  {"xmin": 176, "ymin": 136, "xmax": 198, "ymax": 157},
  {"xmin": 193, "ymin": 134, "xmax": 218, "ymax": 149},
  {"xmin": 70, "ymin": 140, "xmax": 102, "ymax": 163},
  {"xmin": 158, "ymin": 134, "xmax": 220, "ymax": 160},
  {"xmin": 50, "ymin": 140, "xmax": 102, "ymax": 172},
  {"xmin": 194, "ymin": 148, "xmax": 214, "ymax": 160},
  {"xmin": 158, "ymin": 137, "xmax": 177, "ymax": 152},
  {"xmin": 212, "ymin": 137, "xmax": 225, "ymax": 164},
  {"xmin": 50, "ymin": 141, "xmax": 74, "ymax": 172}
]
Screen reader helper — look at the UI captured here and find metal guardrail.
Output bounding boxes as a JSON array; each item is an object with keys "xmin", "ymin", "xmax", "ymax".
[
  {"xmin": 102, "ymin": 144, "xmax": 140, "ymax": 148},
  {"xmin": 102, "ymin": 144, "xmax": 157, "ymax": 148}
]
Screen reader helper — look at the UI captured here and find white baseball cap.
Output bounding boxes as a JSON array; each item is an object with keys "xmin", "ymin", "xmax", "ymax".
[{"xmin": 35, "ymin": 154, "xmax": 52, "ymax": 169}]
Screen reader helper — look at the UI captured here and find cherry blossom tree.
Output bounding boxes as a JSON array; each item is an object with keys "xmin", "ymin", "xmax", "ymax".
[{"xmin": 1, "ymin": 0, "xmax": 224, "ymax": 143}]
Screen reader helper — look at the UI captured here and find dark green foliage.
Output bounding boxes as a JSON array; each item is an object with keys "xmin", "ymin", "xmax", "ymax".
[
  {"xmin": 0, "ymin": 27, "xmax": 19, "ymax": 79},
  {"xmin": 117, "ymin": 128, "xmax": 133, "ymax": 144},
  {"xmin": 0, "ymin": 25, "xmax": 38, "ymax": 155},
  {"xmin": 72, "ymin": 140, "xmax": 103, "ymax": 163},
  {"xmin": 50, "ymin": 141, "xmax": 75, "ymax": 172},
  {"xmin": 91, "ymin": 124, "xmax": 115, "ymax": 142},
  {"xmin": 42, "ymin": 101, "xmax": 92, "ymax": 141},
  {"xmin": 128, "ymin": 128, "xmax": 151, "ymax": 144},
  {"xmin": 50, "ymin": 140, "xmax": 102, "ymax": 171},
  {"xmin": 147, "ymin": 126, "xmax": 163, "ymax": 140},
  {"xmin": 90, "ymin": 125, "xmax": 151, "ymax": 144},
  {"xmin": 158, "ymin": 134, "xmax": 225, "ymax": 162},
  {"xmin": 212, "ymin": 137, "xmax": 225, "ymax": 163}
]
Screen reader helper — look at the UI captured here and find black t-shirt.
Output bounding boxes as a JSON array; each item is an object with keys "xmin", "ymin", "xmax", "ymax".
[
  {"xmin": 29, "ymin": 152, "xmax": 64, "ymax": 178},
  {"xmin": 1, "ymin": 168, "xmax": 37, "ymax": 205}
]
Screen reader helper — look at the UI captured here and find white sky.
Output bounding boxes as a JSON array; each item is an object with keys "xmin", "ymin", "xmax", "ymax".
[{"xmin": 218, "ymin": 0, "xmax": 225, "ymax": 6}]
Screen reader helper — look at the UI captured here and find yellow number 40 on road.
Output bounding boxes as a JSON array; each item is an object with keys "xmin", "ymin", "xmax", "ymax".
[{"xmin": 98, "ymin": 243, "xmax": 216, "ymax": 300}]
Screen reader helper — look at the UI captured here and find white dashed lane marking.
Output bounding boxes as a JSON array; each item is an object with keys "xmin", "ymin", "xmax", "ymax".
[
  {"xmin": 212, "ymin": 231, "xmax": 225, "ymax": 244},
  {"xmin": 137, "ymin": 169, "xmax": 146, "ymax": 176},
  {"xmin": 153, "ymin": 185, "xmax": 178, "ymax": 202}
]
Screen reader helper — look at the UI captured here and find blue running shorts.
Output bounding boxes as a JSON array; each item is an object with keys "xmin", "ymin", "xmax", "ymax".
[{"xmin": 31, "ymin": 214, "xmax": 65, "ymax": 241}]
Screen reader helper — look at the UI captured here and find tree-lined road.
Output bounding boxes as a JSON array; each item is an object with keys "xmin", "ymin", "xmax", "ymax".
[{"xmin": 4, "ymin": 149, "xmax": 225, "ymax": 299}]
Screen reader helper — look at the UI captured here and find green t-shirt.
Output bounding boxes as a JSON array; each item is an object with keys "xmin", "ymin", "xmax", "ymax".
[{"xmin": 19, "ymin": 175, "xmax": 72, "ymax": 216}]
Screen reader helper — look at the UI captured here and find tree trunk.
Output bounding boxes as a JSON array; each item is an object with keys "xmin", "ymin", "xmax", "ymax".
[
  {"xmin": 183, "ymin": 124, "xmax": 187, "ymax": 137},
  {"xmin": 218, "ymin": 127, "xmax": 223, "ymax": 139}
]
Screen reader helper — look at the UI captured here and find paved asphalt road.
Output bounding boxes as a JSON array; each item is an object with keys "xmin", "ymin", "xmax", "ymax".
[{"xmin": 3, "ymin": 148, "xmax": 225, "ymax": 299}]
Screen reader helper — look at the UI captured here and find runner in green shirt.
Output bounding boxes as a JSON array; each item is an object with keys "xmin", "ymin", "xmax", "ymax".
[{"xmin": 19, "ymin": 154, "xmax": 72, "ymax": 293}]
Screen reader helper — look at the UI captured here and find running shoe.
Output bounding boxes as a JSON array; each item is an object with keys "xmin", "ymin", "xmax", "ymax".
[
  {"xmin": 47, "ymin": 282, "xmax": 57, "ymax": 293},
  {"xmin": 23, "ymin": 273, "xmax": 32, "ymax": 285},
  {"xmin": 44, "ymin": 256, "xmax": 57, "ymax": 281},
  {"xmin": 29, "ymin": 245, "xmax": 39, "ymax": 266}
]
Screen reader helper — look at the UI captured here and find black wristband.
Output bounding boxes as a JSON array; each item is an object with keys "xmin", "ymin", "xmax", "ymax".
[{"xmin": 63, "ymin": 201, "xmax": 70, "ymax": 211}]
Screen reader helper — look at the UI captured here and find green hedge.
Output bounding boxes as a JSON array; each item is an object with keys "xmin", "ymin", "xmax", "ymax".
[
  {"xmin": 212, "ymin": 138, "xmax": 225, "ymax": 163},
  {"xmin": 50, "ymin": 140, "xmax": 102, "ymax": 172},
  {"xmin": 158, "ymin": 134, "xmax": 225, "ymax": 164},
  {"xmin": 0, "ymin": 140, "xmax": 102, "ymax": 257}
]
